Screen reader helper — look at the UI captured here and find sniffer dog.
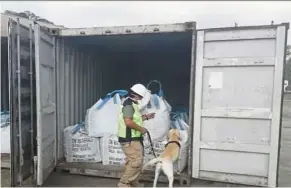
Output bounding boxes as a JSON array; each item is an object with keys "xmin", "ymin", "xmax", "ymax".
[{"xmin": 142, "ymin": 129, "xmax": 181, "ymax": 188}]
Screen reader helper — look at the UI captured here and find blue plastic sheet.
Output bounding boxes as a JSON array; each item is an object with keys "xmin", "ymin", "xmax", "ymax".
[
  {"xmin": 170, "ymin": 108, "xmax": 189, "ymax": 130},
  {"xmin": 96, "ymin": 90, "xmax": 128, "ymax": 110},
  {"xmin": 70, "ymin": 122, "xmax": 85, "ymax": 135},
  {"xmin": 147, "ymin": 94, "xmax": 161, "ymax": 109},
  {"xmin": 146, "ymin": 80, "xmax": 165, "ymax": 109},
  {"xmin": 1, "ymin": 111, "xmax": 10, "ymax": 128},
  {"xmin": 146, "ymin": 80, "xmax": 164, "ymax": 97}
]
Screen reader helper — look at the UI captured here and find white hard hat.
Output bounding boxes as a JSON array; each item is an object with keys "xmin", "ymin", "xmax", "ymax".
[{"xmin": 130, "ymin": 84, "xmax": 148, "ymax": 98}]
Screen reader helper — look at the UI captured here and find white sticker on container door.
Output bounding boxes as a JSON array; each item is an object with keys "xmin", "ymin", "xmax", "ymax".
[{"xmin": 209, "ymin": 72, "xmax": 223, "ymax": 89}]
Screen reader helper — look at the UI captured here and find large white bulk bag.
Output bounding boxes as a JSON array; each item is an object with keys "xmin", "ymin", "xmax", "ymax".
[
  {"xmin": 142, "ymin": 81, "xmax": 171, "ymax": 143},
  {"xmin": 143, "ymin": 138, "xmax": 188, "ymax": 174},
  {"xmin": 1, "ymin": 125, "xmax": 10, "ymax": 154},
  {"xmin": 100, "ymin": 134, "xmax": 126, "ymax": 166},
  {"xmin": 1, "ymin": 111, "xmax": 10, "ymax": 154},
  {"xmin": 171, "ymin": 108, "xmax": 189, "ymax": 126},
  {"xmin": 63, "ymin": 123, "xmax": 102, "ymax": 163},
  {"xmin": 85, "ymin": 90, "xmax": 128, "ymax": 137},
  {"xmin": 171, "ymin": 115, "xmax": 190, "ymax": 144},
  {"xmin": 137, "ymin": 89, "xmax": 152, "ymax": 112}
]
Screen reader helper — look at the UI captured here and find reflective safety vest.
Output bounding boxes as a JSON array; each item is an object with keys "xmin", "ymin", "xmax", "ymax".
[{"xmin": 118, "ymin": 102, "xmax": 143, "ymax": 142}]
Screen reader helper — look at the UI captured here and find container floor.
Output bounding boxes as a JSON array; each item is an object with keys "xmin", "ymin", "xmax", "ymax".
[
  {"xmin": 56, "ymin": 160, "xmax": 191, "ymax": 185},
  {"xmin": 1, "ymin": 168, "xmax": 246, "ymax": 187}
]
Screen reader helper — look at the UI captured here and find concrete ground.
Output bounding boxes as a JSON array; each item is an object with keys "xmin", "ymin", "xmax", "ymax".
[{"xmin": 2, "ymin": 168, "xmax": 245, "ymax": 187}]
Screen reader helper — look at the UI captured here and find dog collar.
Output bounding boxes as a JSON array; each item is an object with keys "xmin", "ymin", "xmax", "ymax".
[{"xmin": 165, "ymin": 141, "xmax": 181, "ymax": 148}]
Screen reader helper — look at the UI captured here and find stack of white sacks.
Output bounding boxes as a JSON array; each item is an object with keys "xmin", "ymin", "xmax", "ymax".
[
  {"xmin": 63, "ymin": 81, "xmax": 190, "ymax": 173},
  {"xmin": 63, "ymin": 122, "xmax": 102, "ymax": 162}
]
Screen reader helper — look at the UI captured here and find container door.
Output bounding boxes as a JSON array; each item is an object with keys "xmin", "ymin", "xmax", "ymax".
[
  {"xmin": 193, "ymin": 24, "xmax": 288, "ymax": 187},
  {"xmin": 34, "ymin": 24, "xmax": 56, "ymax": 186},
  {"xmin": 8, "ymin": 19, "xmax": 35, "ymax": 186}
]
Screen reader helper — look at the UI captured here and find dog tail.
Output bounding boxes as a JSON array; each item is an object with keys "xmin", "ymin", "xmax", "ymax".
[{"xmin": 142, "ymin": 158, "xmax": 162, "ymax": 172}]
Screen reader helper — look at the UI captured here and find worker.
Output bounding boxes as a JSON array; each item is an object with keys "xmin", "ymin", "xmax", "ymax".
[{"xmin": 117, "ymin": 83, "xmax": 155, "ymax": 187}]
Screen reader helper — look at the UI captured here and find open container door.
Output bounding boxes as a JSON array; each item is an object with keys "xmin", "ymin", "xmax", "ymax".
[
  {"xmin": 34, "ymin": 24, "xmax": 57, "ymax": 186},
  {"xmin": 8, "ymin": 18, "xmax": 35, "ymax": 186},
  {"xmin": 192, "ymin": 24, "xmax": 288, "ymax": 187}
]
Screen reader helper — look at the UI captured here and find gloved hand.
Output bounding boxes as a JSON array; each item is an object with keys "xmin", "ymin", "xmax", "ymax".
[
  {"xmin": 146, "ymin": 113, "xmax": 156, "ymax": 120},
  {"xmin": 140, "ymin": 127, "xmax": 148, "ymax": 135}
]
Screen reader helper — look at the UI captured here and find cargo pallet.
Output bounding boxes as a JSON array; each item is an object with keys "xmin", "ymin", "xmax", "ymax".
[{"xmin": 56, "ymin": 161, "xmax": 191, "ymax": 186}]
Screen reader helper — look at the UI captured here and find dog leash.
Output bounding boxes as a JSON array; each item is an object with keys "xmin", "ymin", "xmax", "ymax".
[{"xmin": 146, "ymin": 131, "xmax": 157, "ymax": 158}]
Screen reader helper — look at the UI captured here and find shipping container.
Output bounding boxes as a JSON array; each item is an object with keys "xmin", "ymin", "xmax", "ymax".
[
  {"xmin": 1, "ymin": 13, "xmax": 64, "ymax": 179},
  {"xmin": 1, "ymin": 16, "xmax": 290, "ymax": 187}
]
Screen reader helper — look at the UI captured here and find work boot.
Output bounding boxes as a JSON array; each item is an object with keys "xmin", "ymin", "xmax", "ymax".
[{"xmin": 117, "ymin": 182, "xmax": 131, "ymax": 188}]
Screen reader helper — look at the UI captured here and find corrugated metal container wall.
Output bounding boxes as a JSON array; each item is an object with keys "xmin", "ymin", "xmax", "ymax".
[
  {"xmin": 279, "ymin": 93, "xmax": 291, "ymax": 186},
  {"xmin": 55, "ymin": 38, "xmax": 102, "ymax": 159}
]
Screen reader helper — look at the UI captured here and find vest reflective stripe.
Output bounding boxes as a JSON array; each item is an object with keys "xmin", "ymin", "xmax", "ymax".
[{"xmin": 118, "ymin": 103, "xmax": 143, "ymax": 138}]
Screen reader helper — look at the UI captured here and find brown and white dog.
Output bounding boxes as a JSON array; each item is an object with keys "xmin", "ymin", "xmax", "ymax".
[{"xmin": 142, "ymin": 129, "xmax": 181, "ymax": 188}]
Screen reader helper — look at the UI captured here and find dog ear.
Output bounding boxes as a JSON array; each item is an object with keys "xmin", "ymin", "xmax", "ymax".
[{"xmin": 175, "ymin": 130, "xmax": 181, "ymax": 139}]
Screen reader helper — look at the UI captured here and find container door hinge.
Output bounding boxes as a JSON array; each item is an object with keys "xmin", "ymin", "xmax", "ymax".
[
  {"xmin": 33, "ymin": 156, "xmax": 38, "ymax": 181},
  {"xmin": 17, "ymin": 172, "xmax": 22, "ymax": 185},
  {"xmin": 20, "ymin": 149, "xmax": 24, "ymax": 166}
]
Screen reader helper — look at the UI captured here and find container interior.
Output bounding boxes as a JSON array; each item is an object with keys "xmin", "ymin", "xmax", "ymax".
[
  {"xmin": 56, "ymin": 31, "xmax": 194, "ymax": 160},
  {"xmin": 66, "ymin": 32, "xmax": 192, "ymax": 104}
]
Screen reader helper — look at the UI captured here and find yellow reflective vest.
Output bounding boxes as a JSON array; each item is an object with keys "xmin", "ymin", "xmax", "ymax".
[{"xmin": 118, "ymin": 102, "xmax": 143, "ymax": 142}]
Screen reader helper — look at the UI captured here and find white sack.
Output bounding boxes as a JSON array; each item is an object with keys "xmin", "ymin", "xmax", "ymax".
[
  {"xmin": 1, "ymin": 125, "xmax": 10, "ymax": 154},
  {"xmin": 172, "ymin": 118, "xmax": 190, "ymax": 143},
  {"xmin": 180, "ymin": 112, "xmax": 189, "ymax": 124},
  {"xmin": 100, "ymin": 134, "xmax": 188, "ymax": 173},
  {"xmin": 142, "ymin": 94, "xmax": 171, "ymax": 143},
  {"xmin": 1, "ymin": 112, "xmax": 10, "ymax": 154},
  {"xmin": 100, "ymin": 134, "xmax": 126, "ymax": 165},
  {"xmin": 63, "ymin": 125, "xmax": 102, "ymax": 163},
  {"xmin": 85, "ymin": 93, "xmax": 123, "ymax": 137},
  {"xmin": 143, "ymin": 138, "xmax": 188, "ymax": 174}
]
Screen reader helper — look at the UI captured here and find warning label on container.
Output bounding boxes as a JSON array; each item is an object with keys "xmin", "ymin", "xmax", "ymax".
[{"xmin": 209, "ymin": 72, "xmax": 223, "ymax": 89}]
